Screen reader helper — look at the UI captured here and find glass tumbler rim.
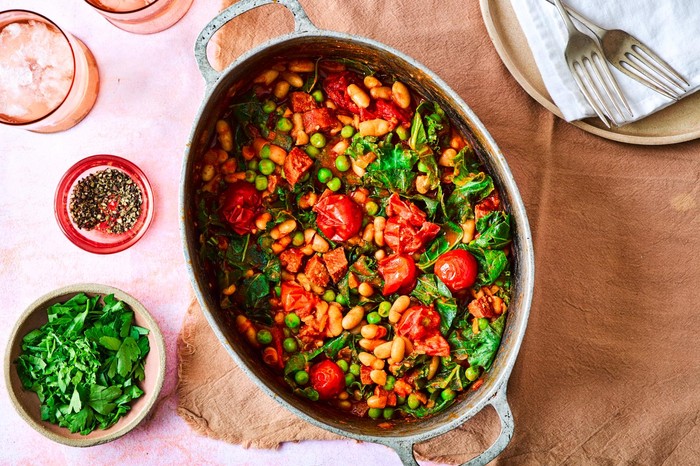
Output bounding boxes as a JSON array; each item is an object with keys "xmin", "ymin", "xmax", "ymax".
[
  {"xmin": 0, "ymin": 9, "xmax": 78, "ymax": 127},
  {"xmin": 83, "ymin": 0, "xmax": 162, "ymax": 16}
]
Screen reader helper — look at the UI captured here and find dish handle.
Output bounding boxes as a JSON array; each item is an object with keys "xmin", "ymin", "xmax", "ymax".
[
  {"xmin": 384, "ymin": 387, "xmax": 514, "ymax": 466},
  {"xmin": 194, "ymin": 0, "xmax": 317, "ymax": 87}
]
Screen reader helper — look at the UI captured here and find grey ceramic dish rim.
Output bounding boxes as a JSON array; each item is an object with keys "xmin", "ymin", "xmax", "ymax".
[{"xmin": 179, "ymin": 1, "xmax": 535, "ymax": 464}]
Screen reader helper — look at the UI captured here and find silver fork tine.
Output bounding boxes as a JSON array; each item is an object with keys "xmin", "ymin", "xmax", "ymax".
[
  {"xmin": 570, "ymin": 62, "xmax": 612, "ymax": 128},
  {"xmin": 585, "ymin": 57, "xmax": 624, "ymax": 121},
  {"xmin": 618, "ymin": 58, "xmax": 680, "ymax": 100},
  {"xmin": 631, "ymin": 43, "xmax": 690, "ymax": 88},
  {"xmin": 591, "ymin": 53, "xmax": 633, "ymax": 119},
  {"xmin": 627, "ymin": 48, "xmax": 686, "ymax": 93}
]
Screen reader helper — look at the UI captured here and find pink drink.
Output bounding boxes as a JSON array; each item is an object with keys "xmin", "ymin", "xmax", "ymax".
[
  {"xmin": 86, "ymin": 0, "xmax": 193, "ymax": 34},
  {"xmin": 0, "ymin": 11, "xmax": 99, "ymax": 133},
  {"xmin": 0, "ymin": 20, "xmax": 73, "ymax": 123}
]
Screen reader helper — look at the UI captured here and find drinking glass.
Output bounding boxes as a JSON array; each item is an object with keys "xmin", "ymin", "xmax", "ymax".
[
  {"xmin": 85, "ymin": 0, "xmax": 194, "ymax": 34},
  {"xmin": 0, "ymin": 10, "xmax": 99, "ymax": 133}
]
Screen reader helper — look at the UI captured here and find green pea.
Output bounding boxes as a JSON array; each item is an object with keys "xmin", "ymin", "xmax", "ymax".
[
  {"xmin": 255, "ymin": 175, "xmax": 268, "ymax": 191},
  {"xmin": 465, "ymin": 366, "xmax": 479, "ymax": 381},
  {"xmin": 259, "ymin": 159, "xmax": 275, "ymax": 175},
  {"xmin": 349, "ymin": 363, "xmax": 361, "ymax": 377},
  {"xmin": 366, "ymin": 311, "xmax": 381, "ymax": 325},
  {"xmin": 396, "ymin": 395, "xmax": 406, "ymax": 405},
  {"xmin": 260, "ymin": 144, "xmax": 271, "ymax": 159},
  {"xmin": 305, "ymin": 145, "xmax": 320, "ymax": 157},
  {"xmin": 327, "ymin": 177, "xmax": 341, "ymax": 192},
  {"xmin": 262, "ymin": 100, "xmax": 276, "ymax": 114},
  {"xmin": 285, "ymin": 313, "xmax": 301, "ymax": 329},
  {"xmin": 335, "ymin": 155, "xmax": 350, "ymax": 172},
  {"xmin": 368, "ymin": 408, "xmax": 382, "ymax": 419},
  {"xmin": 378, "ymin": 301, "xmax": 391, "ymax": 317},
  {"xmin": 245, "ymin": 170, "xmax": 256, "ymax": 183},
  {"xmin": 441, "ymin": 388, "xmax": 457, "ymax": 401},
  {"xmin": 478, "ymin": 318, "xmax": 489, "ymax": 331},
  {"xmin": 276, "ymin": 117, "xmax": 293, "ymax": 132},
  {"xmin": 417, "ymin": 160, "xmax": 429, "ymax": 173},
  {"xmin": 336, "ymin": 359, "xmax": 349, "ymax": 373},
  {"xmin": 317, "ymin": 167, "xmax": 333, "ymax": 183},
  {"xmin": 306, "ymin": 389, "xmax": 320, "ymax": 401},
  {"xmin": 295, "ymin": 370, "xmax": 309, "ymax": 385},
  {"xmin": 335, "ymin": 294, "xmax": 348, "ymax": 306},
  {"xmin": 310, "ymin": 132, "xmax": 326, "ymax": 148},
  {"xmin": 283, "ymin": 337, "xmax": 298, "ymax": 353},
  {"xmin": 311, "ymin": 89, "xmax": 324, "ymax": 103},
  {"xmin": 256, "ymin": 329, "xmax": 272, "ymax": 345},
  {"xmin": 341, "ymin": 125, "xmax": 355, "ymax": 139},
  {"xmin": 322, "ymin": 290, "xmax": 336, "ymax": 302},
  {"xmin": 344, "ymin": 373, "xmax": 355, "ymax": 386},
  {"xmin": 384, "ymin": 375, "xmax": 396, "ymax": 391},
  {"xmin": 407, "ymin": 393, "xmax": 421, "ymax": 409},
  {"xmin": 365, "ymin": 201, "xmax": 379, "ymax": 216},
  {"xmin": 383, "ymin": 407, "xmax": 395, "ymax": 420},
  {"xmin": 274, "ymin": 285, "xmax": 281, "ymax": 297},
  {"xmin": 292, "ymin": 231, "xmax": 305, "ymax": 247},
  {"xmin": 248, "ymin": 159, "xmax": 259, "ymax": 171},
  {"xmin": 396, "ymin": 125, "xmax": 409, "ymax": 140}
]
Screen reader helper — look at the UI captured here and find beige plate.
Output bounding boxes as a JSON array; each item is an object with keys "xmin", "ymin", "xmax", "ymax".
[
  {"xmin": 5, "ymin": 284, "xmax": 166, "ymax": 447},
  {"xmin": 480, "ymin": 0, "xmax": 700, "ymax": 145}
]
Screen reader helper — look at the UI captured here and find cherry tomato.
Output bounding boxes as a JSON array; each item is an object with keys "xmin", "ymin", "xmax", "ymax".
[
  {"xmin": 312, "ymin": 194, "xmax": 363, "ymax": 242},
  {"xmin": 434, "ymin": 249, "xmax": 478, "ymax": 292},
  {"xmin": 280, "ymin": 281, "xmax": 318, "ymax": 318},
  {"xmin": 384, "ymin": 219, "xmax": 441, "ymax": 255},
  {"xmin": 385, "ymin": 194, "xmax": 426, "ymax": 226},
  {"xmin": 220, "ymin": 181, "xmax": 262, "ymax": 235},
  {"xmin": 383, "ymin": 194, "xmax": 440, "ymax": 254},
  {"xmin": 396, "ymin": 305, "xmax": 450, "ymax": 357},
  {"xmin": 323, "ymin": 72, "xmax": 364, "ymax": 114},
  {"xmin": 413, "ymin": 333, "xmax": 451, "ymax": 357},
  {"xmin": 309, "ymin": 360, "xmax": 346, "ymax": 399},
  {"xmin": 378, "ymin": 254, "xmax": 417, "ymax": 296},
  {"xmin": 396, "ymin": 305, "xmax": 441, "ymax": 340}
]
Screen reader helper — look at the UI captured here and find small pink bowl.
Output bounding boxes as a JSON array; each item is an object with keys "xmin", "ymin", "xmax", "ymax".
[{"xmin": 55, "ymin": 155, "xmax": 154, "ymax": 254}]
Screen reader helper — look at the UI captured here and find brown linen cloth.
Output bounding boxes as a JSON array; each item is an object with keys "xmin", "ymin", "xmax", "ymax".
[{"xmin": 178, "ymin": 0, "xmax": 700, "ymax": 464}]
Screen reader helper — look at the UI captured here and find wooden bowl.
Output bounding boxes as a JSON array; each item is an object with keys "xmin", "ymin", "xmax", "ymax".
[{"xmin": 4, "ymin": 284, "xmax": 166, "ymax": 447}]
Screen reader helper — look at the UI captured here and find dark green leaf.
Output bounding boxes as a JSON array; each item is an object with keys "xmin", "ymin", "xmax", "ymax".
[
  {"xmin": 435, "ymin": 298, "xmax": 458, "ymax": 335},
  {"xmin": 411, "ymin": 274, "xmax": 452, "ymax": 305},
  {"xmin": 445, "ymin": 172, "xmax": 494, "ymax": 223},
  {"xmin": 417, "ymin": 222, "xmax": 463, "ymax": 270}
]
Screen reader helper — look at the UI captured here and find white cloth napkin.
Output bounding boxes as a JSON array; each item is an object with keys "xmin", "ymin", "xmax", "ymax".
[{"xmin": 510, "ymin": 0, "xmax": 700, "ymax": 123}]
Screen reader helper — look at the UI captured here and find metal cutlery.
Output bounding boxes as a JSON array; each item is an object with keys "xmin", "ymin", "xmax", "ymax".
[
  {"xmin": 545, "ymin": 0, "xmax": 690, "ymax": 100},
  {"xmin": 552, "ymin": 0, "xmax": 631, "ymax": 127}
]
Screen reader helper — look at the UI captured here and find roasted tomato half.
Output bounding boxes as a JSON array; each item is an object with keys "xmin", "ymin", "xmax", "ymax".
[
  {"xmin": 378, "ymin": 254, "xmax": 417, "ymax": 296},
  {"xmin": 396, "ymin": 305, "xmax": 450, "ymax": 356},
  {"xmin": 434, "ymin": 249, "xmax": 478, "ymax": 292},
  {"xmin": 220, "ymin": 181, "xmax": 262, "ymax": 235},
  {"xmin": 384, "ymin": 194, "xmax": 440, "ymax": 254},
  {"xmin": 312, "ymin": 194, "xmax": 363, "ymax": 242},
  {"xmin": 309, "ymin": 360, "xmax": 346, "ymax": 399},
  {"xmin": 280, "ymin": 281, "xmax": 317, "ymax": 318}
]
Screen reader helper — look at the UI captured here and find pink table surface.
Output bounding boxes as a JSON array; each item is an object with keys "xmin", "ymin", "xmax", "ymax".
[{"xmin": 0, "ymin": 1, "xmax": 439, "ymax": 465}]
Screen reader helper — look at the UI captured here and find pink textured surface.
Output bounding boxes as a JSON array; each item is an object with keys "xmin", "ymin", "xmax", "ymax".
[{"xmin": 0, "ymin": 1, "xmax": 418, "ymax": 464}]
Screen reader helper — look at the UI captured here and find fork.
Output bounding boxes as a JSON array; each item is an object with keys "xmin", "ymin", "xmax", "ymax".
[
  {"xmin": 552, "ymin": 0, "xmax": 632, "ymax": 127},
  {"xmin": 545, "ymin": 0, "xmax": 691, "ymax": 100}
]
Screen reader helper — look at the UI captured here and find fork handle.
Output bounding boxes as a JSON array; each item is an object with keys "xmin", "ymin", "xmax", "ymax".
[{"xmin": 543, "ymin": 0, "xmax": 606, "ymax": 38}]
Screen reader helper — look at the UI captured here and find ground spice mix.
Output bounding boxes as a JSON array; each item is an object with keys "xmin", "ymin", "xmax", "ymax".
[{"xmin": 69, "ymin": 168, "xmax": 142, "ymax": 234}]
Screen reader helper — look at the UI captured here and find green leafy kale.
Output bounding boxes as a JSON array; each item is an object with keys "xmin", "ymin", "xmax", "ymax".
[
  {"xmin": 417, "ymin": 221, "xmax": 463, "ymax": 270},
  {"xmin": 448, "ymin": 314, "xmax": 505, "ymax": 370},
  {"xmin": 445, "ymin": 172, "xmax": 494, "ymax": 223},
  {"xmin": 15, "ymin": 293, "xmax": 150, "ymax": 435},
  {"xmin": 364, "ymin": 135, "xmax": 418, "ymax": 193},
  {"xmin": 411, "ymin": 273, "xmax": 452, "ymax": 305}
]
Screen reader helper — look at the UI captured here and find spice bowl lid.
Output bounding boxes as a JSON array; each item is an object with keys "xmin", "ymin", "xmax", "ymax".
[{"xmin": 54, "ymin": 155, "xmax": 154, "ymax": 254}]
